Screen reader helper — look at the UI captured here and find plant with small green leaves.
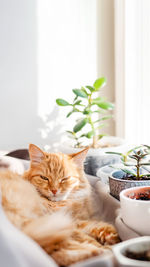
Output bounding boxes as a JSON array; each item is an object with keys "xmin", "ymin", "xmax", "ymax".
[
  {"xmin": 106, "ymin": 146, "xmax": 141, "ymax": 163},
  {"xmin": 120, "ymin": 149, "xmax": 150, "ymax": 180},
  {"xmin": 56, "ymin": 77, "xmax": 114, "ymax": 148},
  {"xmin": 143, "ymin": 144, "xmax": 150, "ymax": 153}
]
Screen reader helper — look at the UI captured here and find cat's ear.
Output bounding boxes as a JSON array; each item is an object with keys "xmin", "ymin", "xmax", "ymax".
[
  {"xmin": 29, "ymin": 144, "xmax": 45, "ymax": 165},
  {"xmin": 69, "ymin": 147, "xmax": 89, "ymax": 166}
]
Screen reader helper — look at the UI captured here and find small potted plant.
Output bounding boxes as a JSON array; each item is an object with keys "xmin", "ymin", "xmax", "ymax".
[
  {"xmin": 56, "ymin": 77, "xmax": 126, "ymax": 156},
  {"xmin": 96, "ymin": 146, "xmax": 140, "ymax": 184},
  {"xmin": 109, "ymin": 148, "xmax": 150, "ymax": 200}
]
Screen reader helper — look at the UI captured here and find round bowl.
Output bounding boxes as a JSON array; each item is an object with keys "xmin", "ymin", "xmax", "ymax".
[
  {"xmin": 113, "ymin": 236, "xmax": 150, "ymax": 267},
  {"xmin": 120, "ymin": 186, "xmax": 150, "ymax": 235}
]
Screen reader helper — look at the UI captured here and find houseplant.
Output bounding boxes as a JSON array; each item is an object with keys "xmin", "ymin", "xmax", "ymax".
[
  {"xmin": 56, "ymin": 77, "xmax": 126, "ymax": 155},
  {"xmin": 96, "ymin": 146, "xmax": 140, "ymax": 184},
  {"xmin": 108, "ymin": 148, "xmax": 150, "ymax": 200}
]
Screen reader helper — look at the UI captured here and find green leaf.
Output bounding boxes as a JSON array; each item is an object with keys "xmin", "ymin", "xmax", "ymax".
[
  {"xmin": 91, "ymin": 97, "xmax": 104, "ymax": 105},
  {"xmin": 129, "ymin": 155, "xmax": 137, "ymax": 160},
  {"xmin": 93, "ymin": 110, "xmax": 107, "ymax": 116},
  {"xmin": 56, "ymin": 98, "xmax": 70, "ymax": 106},
  {"xmin": 66, "ymin": 111, "xmax": 74, "ymax": 117},
  {"xmin": 73, "ymin": 95, "xmax": 78, "ymax": 101},
  {"xmin": 101, "ymin": 115, "xmax": 112, "ymax": 121},
  {"xmin": 97, "ymin": 102, "xmax": 114, "ymax": 110},
  {"xmin": 120, "ymin": 168, "xmax": 136, "ymax": 176},
  {"xmin": 127, "ymin": 146, "xmax": 142, "ymax": 155},
  {"xmin": 98, "ymin": 134, "xmax": 106, "ymax": 140},
  {"xmin": 73, "ymin": 100, "xmax": 82, "ymax": 105},
  {"xmin": 66, "ymin": 131, "xmax": 76, "ymax": 139},
  {"xmin": 66, "ymin": 130, "xmax": 74, "ymax": 134},
  {"xmin": 81, "ymin": 87, "xmax": 89, "ymax": 96},
  {"xmin": 143, "ymin": 144, "xmax": 150, "ymax": 149},
  {"xmin": 94, "ymin": 116, "xmax": 112, "ymax": 124},
  {"xmin": 73, "ymin": 118, "xmax": 88, "ymax": 133},
  {"xmin": 140, "ymin": 174, "xmax": 150, "ymax": 177},
  {"xmin": 83, "ymin": 108, "xmax": 91, "ymax": 115},
  {"xmin": 85, "ymin": 85, "xmax": 95, "ymax": 92},
  {"xmin": 91, "ymin": 98, "xmax": 114, "ymax": 110},
  {"xmin": 74, "ymin": 108, "xmax": 82, "ymax": 112},
  {"xmin": 86, "ymin": 130, "xmax": 95, "ymax": 139},
  {"xmin": 72, "ymin": 89, "xmax": 88, "ymax": 98},
  {"xmin": 66, "ymin": 107, "xmax": 82, "ymax": 117},
  {"xmin": 124, "ymin": 163, "xmax": 135, "ymax": 166},
  {"xmin": 93, "ymin": 77, "xmax": 106, "ymax": 90},
  {"xmin": 105, "ymin": 152, "xmax": 122, "ymax": 156}
]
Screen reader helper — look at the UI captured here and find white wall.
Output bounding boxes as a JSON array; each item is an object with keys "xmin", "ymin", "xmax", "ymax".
[
  {"xmin": 0, "ymin": 0, "xmax": 40, "ymax": 150},
  {"xmin": 0, "ymin": 0, "xmax": 115, "ymax": 150},
  {"xmin": 37, "ymin": 0, "xmax": 97, "ymax": 150}
]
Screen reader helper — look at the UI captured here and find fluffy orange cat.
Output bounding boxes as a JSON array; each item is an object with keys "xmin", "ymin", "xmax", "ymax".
[{"xmin": 0, "ymin": 144, "xmax": 120, "ymax": 266}]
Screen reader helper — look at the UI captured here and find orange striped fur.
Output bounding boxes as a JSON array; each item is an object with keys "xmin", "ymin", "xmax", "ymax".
[{"xmin": 0, "ymin": 144, "xmax": 120, "ymax": 266}]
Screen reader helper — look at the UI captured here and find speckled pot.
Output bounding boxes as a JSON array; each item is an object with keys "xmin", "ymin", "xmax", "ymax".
[{"xmin": 109, "ymin": 171, "xmax": 150, "ymax": 200}]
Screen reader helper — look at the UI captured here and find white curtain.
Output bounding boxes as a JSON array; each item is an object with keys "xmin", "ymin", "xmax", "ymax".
[{"xmin": 115, "ymin": 0, "xmax": 150, "ymax": 145}]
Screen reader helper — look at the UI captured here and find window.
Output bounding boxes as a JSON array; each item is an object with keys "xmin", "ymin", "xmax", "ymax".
[{"xmin": 115, "ymin": 0, "xmax": 150, "ymax": 144}]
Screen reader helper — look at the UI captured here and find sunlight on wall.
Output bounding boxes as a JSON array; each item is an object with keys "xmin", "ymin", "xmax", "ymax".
[{"xmin": 37, "ymin": 0, "xmax": 97, "ymax": 147}]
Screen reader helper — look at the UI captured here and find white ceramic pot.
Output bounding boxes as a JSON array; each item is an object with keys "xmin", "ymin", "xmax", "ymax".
[
  {"xmin": 113, "ymin": 236, "xmax": 150, "ymax": 267},
  {"xmin": 58, "ymin": 136, "xmax": 128, "ymax": 156},
  {"xmin": 120, "ymin": 186, "xmax": 150, "ymax": 235}
]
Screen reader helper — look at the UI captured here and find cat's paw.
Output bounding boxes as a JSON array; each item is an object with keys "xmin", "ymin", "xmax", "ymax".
[{"xmin": 91, "ymin": 224, "xmax": 120, "ymax": 245}]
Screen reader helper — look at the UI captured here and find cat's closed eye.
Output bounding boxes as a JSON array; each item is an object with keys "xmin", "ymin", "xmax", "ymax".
[
  {"xmin": 40, "ymin": 175, "xmax": 49, "ymax": 181},
  {"xmin": 60, "ymin": 177, "xmax": 70, "ymax": 183}
]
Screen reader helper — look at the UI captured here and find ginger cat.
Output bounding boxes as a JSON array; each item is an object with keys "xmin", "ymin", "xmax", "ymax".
[{"xmin": 0, "ymin": 144, "xmax": 120, "ymax": 266}]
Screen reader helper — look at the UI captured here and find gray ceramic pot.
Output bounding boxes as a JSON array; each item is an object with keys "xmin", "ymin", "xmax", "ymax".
[{"xmin": 109, "ymin": 170, "xmax": 150, "ymax": 200}]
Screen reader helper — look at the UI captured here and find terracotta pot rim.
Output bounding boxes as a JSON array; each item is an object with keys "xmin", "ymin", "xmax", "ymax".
[{"xmin": 120, "ymin": 186, "xmax": 150, "ymax": 203}]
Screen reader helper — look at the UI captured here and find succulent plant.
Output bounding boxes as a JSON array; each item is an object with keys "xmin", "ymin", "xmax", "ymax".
[
  {"xmin": 106, "ymin": 146, "xmax": 141, "ymax": 163},
  {"xmin": 114, "ymin": 148, "xmax": 150, "ymax": 180}
]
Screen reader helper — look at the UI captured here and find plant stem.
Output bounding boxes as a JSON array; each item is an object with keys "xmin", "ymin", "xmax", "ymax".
[
  {"xmin": 73, "ymin": 132, "xmax": 80, "ymax": 148},
  {"xmin": 123, "ymin": 155, "xmax": 127, "ymax": 163},
  {"xmin": 93, "ymin": 136, "xmax": 98, "ymax": 148},
  {"xmin": 88, "ymin": 94, "xmax": 97, "ymax": 148},
  {"xmin": 88, "ymin": 115, "xmax": 97, "ymax": 148},
  {"xmin": 136, "ymin": 158, "xmax": 140, "ymax": 179}
]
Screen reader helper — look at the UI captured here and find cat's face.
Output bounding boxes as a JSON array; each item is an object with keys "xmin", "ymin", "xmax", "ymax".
[{"xmin": 26, "ymin": 144, "xmax": 88, "ymax": 202}]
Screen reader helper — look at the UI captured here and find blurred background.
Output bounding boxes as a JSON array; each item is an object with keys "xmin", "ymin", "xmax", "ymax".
[{"xmin": 0, "ymin": 0, "xmax": 150, "ymax": 150}]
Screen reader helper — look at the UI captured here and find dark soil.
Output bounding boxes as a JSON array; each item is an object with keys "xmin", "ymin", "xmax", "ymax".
[
  {"xmin": 122, "ymin": 175, "xmax": 150, "ymax": 181},
  {"xmin": 128, "ymin": 190, "xmax": 150, "ymax": 200},
  {"xmin": 135, "ymin": 193, "xmax": 150, "ymax": 200},
  {"xmin": 125, "ymin": 249, "xmax": 150, "ymax": 261}
]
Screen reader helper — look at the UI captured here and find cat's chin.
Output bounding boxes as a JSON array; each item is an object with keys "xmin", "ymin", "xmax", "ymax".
[
  {"xmin": 49, "ymin": 189, "xmax": 73, "ymax": 202},
  {"xmin": 49, "ymin": 193, "xmax": 70, "ymax": 202},
  {"xmin": 49, "ymin": 196, "xmax": 66, "ymax": 202}
]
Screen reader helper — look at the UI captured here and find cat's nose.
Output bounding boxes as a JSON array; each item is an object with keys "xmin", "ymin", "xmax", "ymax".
[{"xmin": 51, "ymin": 189, "xmax": 57, "ymax": 195}]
